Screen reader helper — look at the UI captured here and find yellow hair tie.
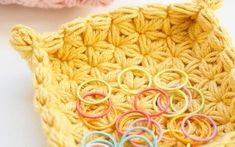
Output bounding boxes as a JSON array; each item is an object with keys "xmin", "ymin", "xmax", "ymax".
[
  {"xmin": 163, "ymin": 129, "xmax": 184, "ymax": 141},
  {"xmin": 153, "ymin": 69, "xmax": 188, "ymax": 91},
  {"xmin": 169, "ymin": 114, "xmax": 195, "ymax": 144},
  {"xmin": 81, "ymin": 106, "xmax": 117, "ymax": 130},
  {"xmin": 77, "ymin": 79, "xmax": 112, "ymax": 105},
  {"xmin": 117, "ymin": 66, "xmax": 152, "ymax": 94},
  {"xmin": 154, "ymin": 90, "xmax": 189, "ymax": 117}
]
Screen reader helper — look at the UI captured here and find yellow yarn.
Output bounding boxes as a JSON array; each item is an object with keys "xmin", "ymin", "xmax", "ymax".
[{"xmin": 9, "ymin": 0, "xmax": 235, "ymax": 146}]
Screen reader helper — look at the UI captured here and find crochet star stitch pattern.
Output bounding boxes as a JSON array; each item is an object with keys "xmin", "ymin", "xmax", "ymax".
[
  {"xmin": 10, "ymin": 0, "xmax": 235, "ymax": 146},
  {"xmin": 0, "ymin": 0, "xmax": 113, "ymax": 8}
]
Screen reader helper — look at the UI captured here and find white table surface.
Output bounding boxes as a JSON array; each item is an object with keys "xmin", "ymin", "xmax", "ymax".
[{"xmin": 0, "ymin": 0, "xmax": 234, "ymax": 146}]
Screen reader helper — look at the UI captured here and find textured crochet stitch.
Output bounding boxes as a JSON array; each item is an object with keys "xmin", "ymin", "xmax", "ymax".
[
  {"xmin": 0, "ymin": 0, "xmax": 113, "ymax": 8},
  {"xmin": 10, "ymin": 0, "xmax": 235, "ymax": 146}
]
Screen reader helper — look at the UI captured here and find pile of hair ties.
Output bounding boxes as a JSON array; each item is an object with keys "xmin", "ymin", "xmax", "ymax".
[{"xmin": 77, "ymin": 66, "xmax": 218, "ymax": 147}]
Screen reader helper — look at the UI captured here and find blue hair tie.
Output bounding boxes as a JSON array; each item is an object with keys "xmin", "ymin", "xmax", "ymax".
[
  {"xmin": 119, "ymin": 135, "xmax": 153, "ymax": 147},
  {"xmin": 120, "ymin": 126, "xmax": 158, "ymax": 147},
  {"xmin": 86, "ymin": 139, "xmax": 113, "ymax": 146},
  {"xmin": 80, "ymin": 131, "xmax": 117, "ymax": 147}
]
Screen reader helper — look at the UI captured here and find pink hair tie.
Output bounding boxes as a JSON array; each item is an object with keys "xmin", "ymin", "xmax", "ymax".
[
  {"xmin": 76, "ymin": 92, "xmax": 112, "ymax": 119},
  {"xmin": 134, "ymin": 87, "xmax": 170, "ymax": 117},
  {"xmin": 181, "ymin": 114, "xmax": 218, "ymax": 142},
  {"xmin": 128, "ymin": 118, "xmax": 164, "ymax": 144}
]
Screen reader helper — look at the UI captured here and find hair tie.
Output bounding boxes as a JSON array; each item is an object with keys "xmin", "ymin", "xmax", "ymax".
[
  {"xmin": 77, "ymin": 79, "xmax": 112, "ymax": 104},
  {"xmin": 169, "ymin": 114, "xmax": 206, "ymax": 145},
  {"xmin": 134, "ymin": 87, "xmax": 170, "ymax": 117},
  {"xmin": 76, "ymin": 92, "xmax": 112, "ymax": 119},
  {"xmin": 153, "ymin": 69, "xmax": 188, "ymax": 91},
  {"xmin": 117, "ymin": 66, "xmax": 152, "ymax": 94},
  {"xmin": 186, "ymin": 87, "xmax": 205, "ymax": 114},
  {"xmin": 182, "ymin": 87, "xmax": 193, "ymax": 107},
  {"xmin": 128, "ymin": 118, "xmax": 163, "ymax": 143},
  {"xmin": 86, "ymin": 140, "xmax": 112, "ymax": 147},
  {"xmin": 80, "ymin": 131, "xmax": 117, "ymax": 147},
  {"xmin": 181, "ymin": 114, "xmax": 218, "ymax": 142},
  {"xmin": 115, "ymin": 110, "xmax": 151, "ymax": 135},
  {"xmin": 119, "ymin": 135, "xmax": 153, "ymax": 147},
  {"xmin": 81, "ymin": 106, "xmax": 118, "ymax": 130},
  {"xmin": 120, "ymin": 126, "xmax": 158, "ymax": 147},
  {"xmin": 156, "ymin": 90, "xmax": 189, "ymax": 117}
]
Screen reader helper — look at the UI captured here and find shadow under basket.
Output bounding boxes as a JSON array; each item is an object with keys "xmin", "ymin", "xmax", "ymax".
[{"xmin": 10, "ymin": 0, "xmax": 235, "ymax": 146}]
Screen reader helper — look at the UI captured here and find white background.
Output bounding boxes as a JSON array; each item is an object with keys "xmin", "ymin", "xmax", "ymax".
[{"xmin": 0, "ymin": 0, "xmax": 234, "ymax": 146}]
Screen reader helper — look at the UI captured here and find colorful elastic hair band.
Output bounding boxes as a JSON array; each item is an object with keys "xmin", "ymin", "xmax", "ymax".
[
  {"xmin": 115, "ymin": 110, "xmax": 151, "ymax": 135},
  {"xmin": 185, "ymin": 87, "xmax": 205, "ymax": 114},
  {"xmin": 77, "ymin": 79, "xmax": 112, "ymax": 104},
  {"xmin": 128, "ymin": 118, "xmax": 163, "ymax": 142},
  {"xmin": 82, "ymin": 106, "xmax": 118, "ymax": 130},
  {"xmin": 169, "ymin": 114, "xmax": 204, "ymax": 145},
  {"xmin": 182, "ymin": 87, "xmax": 192, "ymax": 107},
  {"xmin": 76, "ymin": 92, "xmax": 112, "ymax": 119},
  {"xmin": 162, "ymin": 130, "xmax": 191, "ymax": 147},
  {"xmin": 119, "ymin": 135, "xmax": 153, "ymax": 147},
  {"xmin": 117, "ymin": 66, "xmax": 152, "ymax": 94},
  {"xmin": 175, "ymin": 116, "xmax": 212, "ymax": 139},
  {"xmin": 181, "ymin": 114, "xmax": 218, "ymax": 142},
  {"xmin": 86, "ymin": 140, "xmax": 112, "ymax": 147},
  {"xmin": 162, "ymin": 129, "xmax": 182, "ymax": 141},
  {"xmin": 120, "ymin": 126, "xmax": 158, "ymax": 147},
  {"xmin": 157, "ymin": 90, "xmax": 188, "ymax": 117},
  {"xmin": 156, "ymin": 85, "xmax": 192, "ymax": 111},
  {"xmin": 169, "ymin": 114, "xmax": 196, "ymax": 144},
  {"xmin": 134, "ymin": 87, "xmax": 170, "ymax": 117},
  {"xmin": 80, "ymin": 131, "xmax": 117, "ymax": 147},
  {"xmin": 153, "ymin": 69, "xmax": 188, "ymax": 91},
  {"xmin": 162, "ymin": 129, "xmax": 191, "ymax": 147}
]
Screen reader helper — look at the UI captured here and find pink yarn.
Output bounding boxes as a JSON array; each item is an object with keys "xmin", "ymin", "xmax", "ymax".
[{"xmin": 0, "ymin": 0, "xmax": 113, "ymax": 8}]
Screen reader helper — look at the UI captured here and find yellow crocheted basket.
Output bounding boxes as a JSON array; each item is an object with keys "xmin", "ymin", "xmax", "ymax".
[{"xmin": 10, "ymin": 0, "xmax": 235, "ymax": 146}]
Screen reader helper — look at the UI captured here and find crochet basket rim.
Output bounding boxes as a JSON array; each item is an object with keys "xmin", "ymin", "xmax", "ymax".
[{"xmin": 10, "ymin": 0, "xmax": 235, "ymax": 146}]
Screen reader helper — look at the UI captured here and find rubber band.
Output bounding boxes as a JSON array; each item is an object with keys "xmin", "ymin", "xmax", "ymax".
[
  {"xmin": 186, "ymin": 87, "xmax": 205, "ymax": 114},
  {"xmin": 162, "ymin": 129, "xmax": 183, "ymax": 141},
  {"xmin": 169, "ymin": 114, "xmax": 206, "ymax": 145},
  {"xmin": 86, "ymin": 140, "xmax": 112, "ymax": 147},
  {"xmin": 128, "ymin": 118, "xmax": 163, "ymax": 142},
  {"xmin": 117, "ymin": 66, "xmax": 152, "ymax": 94},
  {"xmin": 162, "ymin": 129, "xmax": 192, "ymax": 147},
  {"xmin": 169, "ymin": 114, "xmax": 196, "ymax": 144},
  {"xmin": 119, "ymin": 135, "xmax": 153, "ymax": 147},
  {"xmin": 134, "ymin": 87, "xmax": 170, "ymax": 117},
  {"xmin": 115, "ymin": 110, "xmax": 151, "ymax": 135},
  {"xmin": 120, "ymin": 126, "xmax": 158, "ymax": 147},
  {"xmin": 153, "ymin": 69, "xmax": 188, "ymax": 91},
  {"xmin": 170, "ymin": 87, "xmax": 192, "ymax": 110},
  {"xmin": 156, "ymin": 86, "xmax": 192, "ymax": 114},
  {"xmin": 82, "ymin": 106, "xmax": 118, "ymax": 130},
  {"xmin": 175, "ymin": 116, "xmax": 212, "ymax": 139},
  {"xmin": 80, "ymin": 131, "xmax": 117, "ymax": 147},
  {"xmin": 76, "ymin": 92, "xmax": 112, "ymax": 119},
  {"xmin": 77, "ymin": 79, "xmax": 112, "ymax": 104},
  {"xmin": 156, "ymin": 90, "xmax": 188, "ymax": 117},
  {"xmin": 181, "ymin": 114, "xmax": 218, "ymax": 142},
  {"xmin": 182, "ymin": 87, "xmax": 193, "ymax": 107}
]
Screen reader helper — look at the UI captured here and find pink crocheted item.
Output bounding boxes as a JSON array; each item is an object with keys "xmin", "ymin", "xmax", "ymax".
[{"xmin": 0, "ymin": 0, "xmax": 113, "ymax": 8}]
